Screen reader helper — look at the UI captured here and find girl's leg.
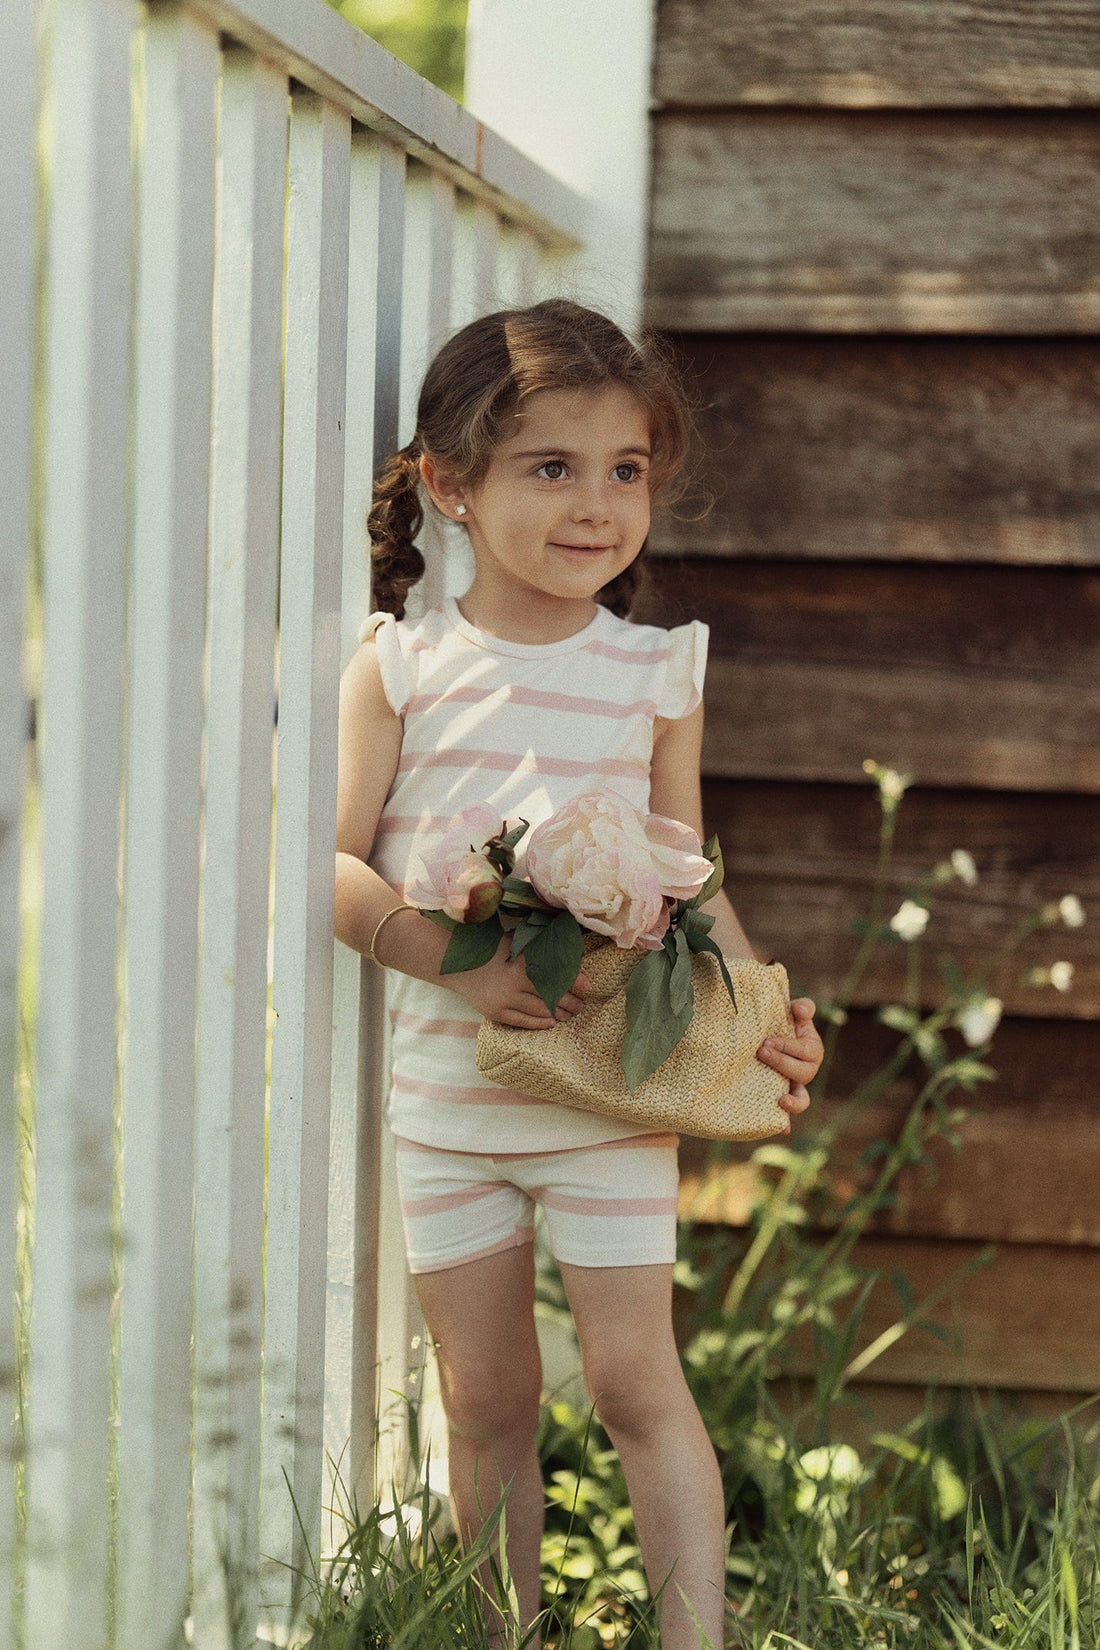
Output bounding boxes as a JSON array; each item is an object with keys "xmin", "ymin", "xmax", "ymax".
[
  {"xmin": 414, "ymin": 1243, "xmax": 545, "ymax": 1646},
  {"xmin": 559, "ymin": 1261, "xmax": 726, "ymax": 1650}
]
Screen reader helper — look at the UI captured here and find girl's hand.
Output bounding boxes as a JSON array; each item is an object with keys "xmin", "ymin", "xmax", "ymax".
[
  {"xmin": 757, "ymin": 999, "xmax": 822, "ymax": 1126},
  {"xmin": 446, "ymin": 934, "xmax": 590, "ymax": 1029}
]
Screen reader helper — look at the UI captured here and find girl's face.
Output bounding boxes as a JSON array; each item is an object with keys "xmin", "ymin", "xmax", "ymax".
[{"xmin": 457, "ymin": 384, "xmax": 652, "ymax": 609}]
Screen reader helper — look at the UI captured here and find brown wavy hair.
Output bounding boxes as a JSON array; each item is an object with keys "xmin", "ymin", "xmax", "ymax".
[{"xmin": 368, "ymin": 299, "xmax": 694, "ymax": 619}]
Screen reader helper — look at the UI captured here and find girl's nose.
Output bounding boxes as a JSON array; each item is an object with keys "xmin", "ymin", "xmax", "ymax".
[{"xmin": 570, "ymin": 485, "xmax": 613, "ymax": 525}]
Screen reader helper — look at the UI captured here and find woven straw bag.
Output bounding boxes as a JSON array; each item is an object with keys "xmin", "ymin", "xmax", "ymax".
[{"xmin": 475, "ymin": 935, "xmax": 796, "ymax": 1141}]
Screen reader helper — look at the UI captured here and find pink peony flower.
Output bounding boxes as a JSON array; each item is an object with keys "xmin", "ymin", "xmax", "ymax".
[
  {"xmin": 407, "ymin": 803, "xmax": 506, "ymax": 923},
  {"xmin": 525, "ymin": 790, "xmax": 712, "ymax": 950}
]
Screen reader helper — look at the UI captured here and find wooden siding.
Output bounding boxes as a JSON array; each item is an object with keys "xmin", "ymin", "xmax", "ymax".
[
  {"xmin": 654, "ymin": 0, "xmax": 1100, "ymax": 108},
  {"xmin": 680, "ymin": 1016, "xmax": 1100, "ymax": 1246},
  {"xmin": 667, "ymin": 778, "xmax": 1100, "ymax": 1018},
  {"xmin": 676, "ymin": 1236, "xmax": 1100, "ymax": 1392},
  {"xmin": 649, "ymin": 111, "xmax": 1100, "ymax": 332},
  {"xmin": 651, "ymin": 336, "xmax": 1100, "ymax": 567},
  {"xmin": 649, "ymin": 0, "xmax": 1099, "ymax": 1400},
  {"xmin": 635, "ymin": 560, "xmax": 1100, "ymax": 795}
]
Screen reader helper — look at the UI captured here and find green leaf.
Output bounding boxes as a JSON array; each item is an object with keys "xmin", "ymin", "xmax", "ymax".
[
  {"xmin": 669, "ymin": 928, "xmax": 694, "ymax": 1018},
  {"xmin": 439, "ymin": 914, "xmax": 504, "ymax": 974},
  {"xmin": 421, "ymin": 908, "xmax": 458, "ymax": 931},
  {"xmin": 521, "ymin": 911, "xmax": 585, "ymax": 1015},
  {"xmin": 500, "ymin": 875, "xmax": 549, "ymax": 910},
  {"xmin": 684, "ymin": 930, "xmax": 738, "ymax": 1013},
  {"xmin": 689, "ymin": 835, "xmax": 725, "ymax": 909},
  {"xmin": 680, "ymin": 905, "xmax": 715, "ymax": 943},
  {"xmin": 622, "ymin": 948, "xmax": 692, "ymax": 1092},
  {"xmin": 509, "ymin": 918, "xmax": 542, "ymax": 960}
]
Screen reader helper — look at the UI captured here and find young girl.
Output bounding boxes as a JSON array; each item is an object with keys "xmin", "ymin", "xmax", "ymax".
[{"xmin": 334, "ymin": 299, "xmax": 823, "ymax": 1649}]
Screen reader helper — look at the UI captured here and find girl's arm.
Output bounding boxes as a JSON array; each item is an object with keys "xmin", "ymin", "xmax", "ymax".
[
  {"xmin": 333, "ymin": 636, "xmax": 448, "ymax": 973},
  {"xmin": 335, "ymin": 639, "xmax": 587, "ymax": 1026},
  {"xmin": 647, "ymin": 701, "xmax": 763, "ymax": 961}
]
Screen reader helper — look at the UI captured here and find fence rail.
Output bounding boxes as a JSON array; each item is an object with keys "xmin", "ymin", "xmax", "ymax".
[{"xmin": 2, "ymin": 0, "xmax": 585, "ymax": 1642}]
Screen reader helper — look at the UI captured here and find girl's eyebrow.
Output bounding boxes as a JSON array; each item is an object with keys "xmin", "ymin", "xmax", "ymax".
[{"xmin": 510, "ymin": 444, "xmax": 652, "ymax": 460}]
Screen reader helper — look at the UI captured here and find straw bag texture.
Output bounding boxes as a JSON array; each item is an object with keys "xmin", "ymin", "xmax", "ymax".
[{"xmin": 475, "ymin": 936, "xmax": 796, "ymax": 1141}]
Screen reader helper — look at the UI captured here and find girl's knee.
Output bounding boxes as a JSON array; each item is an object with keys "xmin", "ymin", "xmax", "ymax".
[
  {"xmin": 582, "ymin": 1348, "xmax": 688, "ymax": 1442},
  {"xmin": 439, "ymin": 1352, "xmax": 542, "ymax": 1447}
]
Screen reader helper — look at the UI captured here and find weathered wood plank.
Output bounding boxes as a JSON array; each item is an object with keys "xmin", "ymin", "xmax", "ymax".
[
  {"xmin": 785, "ymin": 1238, "xmax": 1100, "ymax": 1391},
  {"xmin": 648, "ymin": 111, "xmax": 1100, "ymax": 332},
  {"xmin": 654, "ymin": 0, "xmax": 1100, "ymax": 109},
  {"xmin": 680, "ymin": 1014, "xmax": 1100, "ymax": 1245},
  {"xmin": 696, "ymin": 778, "xmax": 1099, "ymax": 1017},
  {"xmin": 676, "ymin": 1235, "xmax": 1100, "ymax": 1390},
  {"xmin": 650, "ymin": 336, "xmax": 1100, "ymax": 567},
  {"xmin": 755, "ymin": 1380, "xmax": 1094, "ymax": 1453},
  {"xmin": 636, "ymin": 559, "xmax": 1100, "ymax": 794},
  {"xmin": 25, "ymin": 0, "xmax": 134, "ymax": 1635}
]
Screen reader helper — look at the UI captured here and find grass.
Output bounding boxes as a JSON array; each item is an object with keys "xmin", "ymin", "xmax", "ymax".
[
  {"xmin": 11, "ymin": 738, "xmax": 1096, "ymax": 1648},
  {"xmin": 288, "ymin": 761, "xmax": 1098, "ymax": 1649}
]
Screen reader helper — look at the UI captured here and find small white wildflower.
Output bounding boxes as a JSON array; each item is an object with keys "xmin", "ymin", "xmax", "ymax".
[
  {"xmin": 957, "ymin": 997, "xmax": 1002, "ymax": 1047},
  {"xmin": 950, "ymin": 849, "xmax": 978, "ymax": 886},
  {"xmin": 862, "ymin": 759, "xmax": 913, "ymax": 810},
  {"xmin": 1059, "ymin": 894, "xmax": 1085, "ymax": 928},
  {"xmin": 1050, "ymin": 961, "xmax": 1075, "ymax": 992},
  {"xmin": 889, "ymin": 899, "xmax": 930, "ymax": 941},
  {"xmin": 880, "ymin": 769, "xmax": 909, "ymax": 805}
]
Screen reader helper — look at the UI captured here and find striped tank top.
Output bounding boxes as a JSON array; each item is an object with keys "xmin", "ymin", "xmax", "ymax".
[{"xmin": 364, "ymin": 595, "xmax": 709, "ymax": 1153}]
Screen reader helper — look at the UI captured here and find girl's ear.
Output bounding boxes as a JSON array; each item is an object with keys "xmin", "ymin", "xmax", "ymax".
[{"xmin": 419, "ymin": 453, "xmax": 467, "ymax": 520}]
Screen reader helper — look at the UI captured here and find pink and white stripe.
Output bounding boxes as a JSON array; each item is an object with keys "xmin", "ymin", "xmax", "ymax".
[{"xmin": 363, "ymin": 595, "xmax": 708, "ymax": 1157}]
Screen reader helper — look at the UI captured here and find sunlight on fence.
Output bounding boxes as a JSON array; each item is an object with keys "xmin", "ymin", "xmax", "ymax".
[{"xmin": 0, "ymin": 0, "xmax": 584, "ymax": 1642}]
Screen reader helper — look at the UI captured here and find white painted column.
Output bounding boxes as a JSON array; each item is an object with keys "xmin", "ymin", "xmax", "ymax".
[
  {"xmin": 191, "ymin": 46, "xmax": 287, "ymax": 1650},
  {"xmin": 324, "ymin": 130, "xmax": 406, "ymax": 1540},
  {"xmin": 0, "ymin": 1, "xmax": 38, "ymax": 1640},
  {"xmin": 26, "ymin": 0, "xmax": 135, "ymax": 1639},
  {"xmin": 465, "ymin": 0, "xmax": 656, "ymax": 333},
  {"xmin": 260, "ymin": 88, "xmax": 350, "ymax": 1625},
  {"xmin": 116, "ymin": 7, "xmax": 219, "ymax": 1647}
]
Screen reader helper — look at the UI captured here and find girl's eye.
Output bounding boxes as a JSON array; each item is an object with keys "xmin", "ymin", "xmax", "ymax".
[
  {"xmin": 614, "ymin": 462, "xmax": 642, "ymax": 482},
  {"xmin": 537, "ymin": 460, "xmax": 567, "ymax": 480}
]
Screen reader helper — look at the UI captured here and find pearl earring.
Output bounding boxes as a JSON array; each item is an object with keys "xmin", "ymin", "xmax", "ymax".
[{"xmin": 454, "ymin": 504, "xmax": 467, "ymax": 517}]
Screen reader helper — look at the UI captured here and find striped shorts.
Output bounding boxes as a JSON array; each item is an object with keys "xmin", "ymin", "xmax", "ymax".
[{"xmin": 394, "ymin": 1133, "xmax": 681, "ymax": 1274}]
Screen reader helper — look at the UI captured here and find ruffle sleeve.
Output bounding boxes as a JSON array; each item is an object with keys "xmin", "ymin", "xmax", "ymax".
[
  {"xmin": 357, "ymin": 611, "xmax": 415, "ymax": 716},
  {"xmin": 655, "ymin": 620, "xmax": 709, "ymax": 719}
]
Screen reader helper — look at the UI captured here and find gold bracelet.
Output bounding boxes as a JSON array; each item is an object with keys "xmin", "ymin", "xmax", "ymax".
[{"xmin": 369, "ymin": 904, "xmax": 416, "ymax": 967}]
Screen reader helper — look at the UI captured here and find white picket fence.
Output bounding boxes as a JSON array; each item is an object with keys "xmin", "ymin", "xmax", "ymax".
[{"xmin": 0, "ymin": 0, "xmax": 590, "ymax": 1643}]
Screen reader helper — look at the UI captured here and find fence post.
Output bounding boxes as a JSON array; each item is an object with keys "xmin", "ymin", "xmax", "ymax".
[
  {"xmin": 324, "ymin": 129, "xmax": 406, "ymax": 1542},
  {"xmin": 115, "ymin": 7, "xmax": 219, "ymax": 1647},
  {"xmin": 0, "ymin": 0, "xmax": 39, "ymax": 1641},
  {"xmin": 24, "ymin": 0, "xmax": 135, "ymax": 1640},
  {"xmin": 191, "ymin": 46, "xmax": 287, "ymax": 1650},
  {"xmin": 259, "ymin": 88, "xmax": 350, "ymax": 1627}
]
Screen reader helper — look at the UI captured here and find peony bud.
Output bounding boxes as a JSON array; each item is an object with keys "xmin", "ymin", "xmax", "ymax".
[{"xmin": 443, "ymin": 853, "xmax": 504, "ymax": 924}]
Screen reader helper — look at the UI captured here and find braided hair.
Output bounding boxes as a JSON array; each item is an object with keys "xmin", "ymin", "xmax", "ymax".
[{"xmin": 367, "ymin": 299, "xmax": 694, "ymax": 619}]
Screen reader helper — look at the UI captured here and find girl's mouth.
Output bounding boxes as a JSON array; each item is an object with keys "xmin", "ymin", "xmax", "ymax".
[{"xmin": 551, "ymin": 542, "xmax": 615, "ymax": 554}]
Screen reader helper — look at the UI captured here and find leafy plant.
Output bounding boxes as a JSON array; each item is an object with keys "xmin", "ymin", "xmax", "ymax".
[{"xmin": 298, "ymin": 758, "xmax": 1095, "ymax": 1647}]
